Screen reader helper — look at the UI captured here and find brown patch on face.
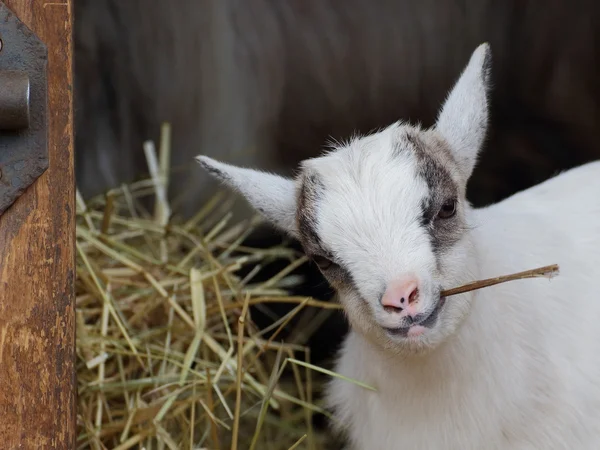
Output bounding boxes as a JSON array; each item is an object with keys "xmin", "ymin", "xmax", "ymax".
[
  {"xmin": 403, "ymin": 129, "xmax": 469, "ymax": 264},
  {"xmin": 296, "ymin": 172, "xmax": 326, "ymax": 254},
  {"xmin": 295, "ymin": 171, "xmax": 356, "ymax": 290}
]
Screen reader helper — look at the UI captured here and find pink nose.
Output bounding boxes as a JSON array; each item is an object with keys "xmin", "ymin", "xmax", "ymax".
[{"xmin": 381, "ymin": 277, "xmax": 419, "ymax": 310}]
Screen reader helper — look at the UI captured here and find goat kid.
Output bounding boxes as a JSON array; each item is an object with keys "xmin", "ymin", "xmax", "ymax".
[{"xmin": 196, "ymin": 44, "xmax": 600, "ymax": 449}]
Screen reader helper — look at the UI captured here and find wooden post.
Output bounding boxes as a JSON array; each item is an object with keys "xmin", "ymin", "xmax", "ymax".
[{"xmin": 0, "ymin": 1, "xmax": 75, "ymax": 449}]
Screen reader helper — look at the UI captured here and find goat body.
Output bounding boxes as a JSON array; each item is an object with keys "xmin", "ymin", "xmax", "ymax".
[
  {"xmin": 197, "ymin": 44, "xmax": 600, "ymax": 449},
  {"xmin": 328, "ymin": 160, "xmax": 600, "ymax": 449}
]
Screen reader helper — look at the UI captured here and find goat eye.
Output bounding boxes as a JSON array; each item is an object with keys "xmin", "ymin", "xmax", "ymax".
[
  {"xmin": 437, "ymin": 199, "xmax": 457, "ymax": 219},
  {"xmin": 313, "ymin": 255, "xmax": 334, "ymax": 271}
]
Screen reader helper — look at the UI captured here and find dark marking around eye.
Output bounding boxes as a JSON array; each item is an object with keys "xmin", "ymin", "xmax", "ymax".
[
  {"xmin": 405, "ymin": 131, "xmax": 465, "ymax": 264},
  {"xmin": 437, "ymin": 198, "xmax": 457, "ymax": 219},
  {"xmin": 296, "ymin": 173, "xmax": 359, "ymax": 291},
  {"xmin": 324, "ymin": 260, "xmax": 356, "ymax": 290},
  {"xmin": 405, "ymin": 132, "xmax": 418, "ymax": 148},
  {"xmin": 309, "ymin": 249, "xmax": 356, "ymax": 291},
  {"xmin": 312, "ymin": 254, "xmax": 334, "ymax": 270},
  {"xmin": 420, "ymin": 198, "xmax": 433, "ymax": 226},
  {"xmin": 297, "ymin": 173, "xmax": 326, "ymax": 251}
]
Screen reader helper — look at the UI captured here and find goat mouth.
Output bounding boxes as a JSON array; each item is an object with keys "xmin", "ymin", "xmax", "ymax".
[{"xmin": 384, "ymin": 296, "xmax": 446, "ymax": 337}]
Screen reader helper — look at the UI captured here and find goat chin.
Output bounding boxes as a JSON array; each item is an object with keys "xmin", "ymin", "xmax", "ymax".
[{"xmin": 327, "ymin": 161, "xmax": 600, "ymax": 450}]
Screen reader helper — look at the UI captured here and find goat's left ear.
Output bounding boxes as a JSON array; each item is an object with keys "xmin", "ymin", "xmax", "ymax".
[
  {"xmin": 435, "ymin": 43, "xmax": 492, "ymax": 179},
  {"xmin": 196, "ymin": 156, "xmax": 299, "ymax": 238}
]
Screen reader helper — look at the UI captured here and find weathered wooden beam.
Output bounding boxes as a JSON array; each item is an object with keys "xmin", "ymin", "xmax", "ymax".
[{"xmin": 0, "ymin": 1, "xmax": 75, "ymax": 448}]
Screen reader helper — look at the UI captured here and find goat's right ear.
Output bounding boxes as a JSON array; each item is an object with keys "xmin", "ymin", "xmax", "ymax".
[{"xmin": 196, "ymin": 156, "xmax": 299, "ymax": 238}]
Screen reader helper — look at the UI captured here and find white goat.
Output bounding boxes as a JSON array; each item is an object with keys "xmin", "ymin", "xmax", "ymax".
[{"xmin": 196, "ymin": 44, "xmax": 600, "ymax": 449}]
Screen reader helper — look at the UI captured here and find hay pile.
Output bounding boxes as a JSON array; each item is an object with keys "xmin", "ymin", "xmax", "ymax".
[
  {"xmin": 74, "ymin": 125, "xmax": 359, "ymax": 450},
  {"xmin": 74, "ymin": 124, "xmax": 562, "ymax": 450}
]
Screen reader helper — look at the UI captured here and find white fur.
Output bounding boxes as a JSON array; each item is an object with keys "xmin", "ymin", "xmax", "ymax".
[
  {"xmin": 196, "ymin": 44, "xmax": 600, "ymax": 449},
  {"xmin": 195, "ymin": 155, "xmax": 300, "ymax": 238},
  {"xmin": 435, "ymin": 43, "xmax": 490, "ymax": 178},
  {"xmin": 327, "ymin": 160, "xmax": 600, "ymax": 449}
]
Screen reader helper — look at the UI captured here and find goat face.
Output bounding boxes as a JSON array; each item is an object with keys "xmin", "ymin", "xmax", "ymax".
[
  {"xmin": 295, "ymin": 124, "xmax": 479, "ymax": 354},
  {"xmin": 197, "ymin": 43, "xmax": 491, "ymax": 355}
]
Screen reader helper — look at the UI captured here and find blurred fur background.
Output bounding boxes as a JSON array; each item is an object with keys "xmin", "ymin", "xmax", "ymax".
[{"xmin": 73, "ymin": 0, "xmax": 600, "ymax": 425}]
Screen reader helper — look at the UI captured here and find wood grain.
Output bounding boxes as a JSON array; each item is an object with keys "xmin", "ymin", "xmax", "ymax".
[{"xmin": 0, "ymin": 1, "xmax": 75, "ymax": 449}]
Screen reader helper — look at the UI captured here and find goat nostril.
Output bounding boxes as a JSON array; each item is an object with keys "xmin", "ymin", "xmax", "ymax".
[
  {"xmin": 381, "ymin": 278, "xmax": 419, "ymax": 310},
  {"xmin": 408, "ymin": 287, "xmax": 419, "ymax": 304}
]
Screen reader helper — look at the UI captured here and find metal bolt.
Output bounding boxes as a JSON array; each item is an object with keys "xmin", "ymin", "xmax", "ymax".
[{"xmin": 0, "ymin": 70, "xmax": 30, "ymax": 130}]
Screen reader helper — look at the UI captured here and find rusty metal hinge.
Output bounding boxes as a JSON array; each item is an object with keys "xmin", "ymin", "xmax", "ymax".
[{"xmin": 0, "ymin": 2, "xmax": 48, "ymax": 216}]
